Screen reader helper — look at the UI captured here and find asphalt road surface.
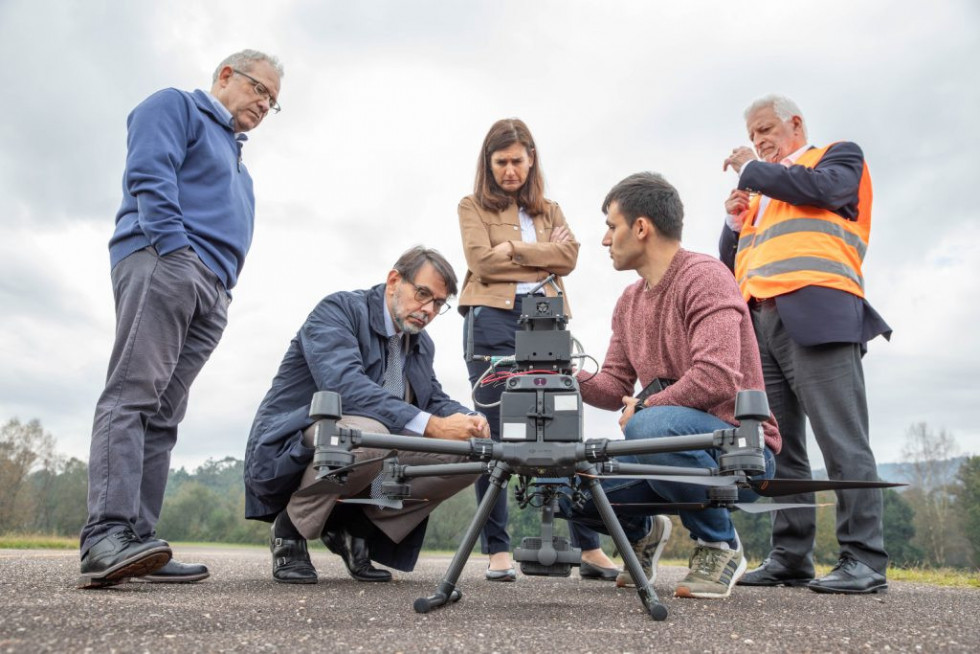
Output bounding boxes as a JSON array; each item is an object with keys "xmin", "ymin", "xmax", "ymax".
[{"xmin": 1, "ymin": 545, "xmax": 978, "ymax": 653}]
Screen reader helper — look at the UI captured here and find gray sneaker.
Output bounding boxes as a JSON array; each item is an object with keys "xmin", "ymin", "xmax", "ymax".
[
  {"xmin": 674, "ymin": 534, "xmax": 746, "ymax": 599},
  {"xmin": 616, "ymin": 515, "xmax": 672, "ymax": 588}
]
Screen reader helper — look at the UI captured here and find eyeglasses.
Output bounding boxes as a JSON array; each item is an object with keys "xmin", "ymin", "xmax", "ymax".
[
  {"xmin": 404, "ymin": 280, "xmax": 452, "ymax": 315},
  {"xmin": 232, "ymin": 69, "xmax": 281, "ymax": 113}
]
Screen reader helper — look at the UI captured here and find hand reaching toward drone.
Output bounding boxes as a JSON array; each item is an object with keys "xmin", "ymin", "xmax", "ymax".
[{"xmin": 425, "ymin": 413, "xmax": 490, "ymax": 440}]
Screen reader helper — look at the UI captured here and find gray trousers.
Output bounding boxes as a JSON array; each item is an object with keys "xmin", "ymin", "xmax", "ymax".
[
  {"xmin": 287, "ymin": 416, "xmax": 478, "ymax": 545},
  {"xmin": 80, "ymin": 247, "xmax": 229, "ymax": 554},
  {"xmin": 752, "ymin": 303, "xmax": 887, "ymax": 574}
]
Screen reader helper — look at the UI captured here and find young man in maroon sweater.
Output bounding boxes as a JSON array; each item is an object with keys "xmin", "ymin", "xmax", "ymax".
[{"xmin": 566, "ymin": 172, "xmax": 781, "ymax": 599}]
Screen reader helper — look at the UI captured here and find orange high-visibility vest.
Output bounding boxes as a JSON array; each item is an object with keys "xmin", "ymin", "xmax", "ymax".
[{"xmin": 734, "ymin": 144, "xmax": 872, "ymax": 301}]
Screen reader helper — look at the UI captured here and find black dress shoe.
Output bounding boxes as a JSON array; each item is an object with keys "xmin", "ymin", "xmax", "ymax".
[
  {"xmin": 270, "ymin": 526, "xmax": 318, "ymax": 584},
  {"xmin": 322, "ymin": 528, "xmax": 392, "ymax": 582},
  {"xmin": 808, "ymin": 557, "xmax": 888, "ymax": 594},
  {"xmin": 135, "ymin": 559, "xmax": 210, "ymax": 583},
  {"xmin": 579, "ymin": 561, "xmax": 620, "ymax": 581},
  {"xmin": 78, "ymin": 529, "xmax": 172, "ymax": 589},
  {"xmin": 737, "ymin": 557, "xmax": 814, "ymax": 587}
]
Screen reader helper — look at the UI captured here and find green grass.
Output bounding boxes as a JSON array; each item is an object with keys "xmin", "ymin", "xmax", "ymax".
[
  {"xmin": 0, "ymin": 534, "xmax": 77, "ymax": 549},
  {"xmin": 880, "ymin": 566, "xmax": 980, "ymax": 588},
  {"xmin": 0, "ymin": 535, "xmax": 270, "ymax": 550}
]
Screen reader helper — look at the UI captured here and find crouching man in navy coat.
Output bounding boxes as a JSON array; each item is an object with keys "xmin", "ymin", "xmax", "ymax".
[{"xmin": 244, "ymin": 246, "xmax": 489, "ymax": 583}]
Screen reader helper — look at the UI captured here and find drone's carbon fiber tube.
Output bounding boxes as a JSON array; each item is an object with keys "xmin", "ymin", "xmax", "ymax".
[
  {"xmin": 397, "ymin": 462, "xmax": 489, "ymax": 479},
  {"xmin": 353, "ymin": 431, "xmax": 490, "ymax": 457},
  {"xmin": 603, "ymin": 462, "xmax": 714, "ymax": 477},
  {"xmin": 598, "ymin": 431, "xmax": 717, "ymax": 458},
  {"xmin": 414, "ymin": 461, "xmax": 514, "ymax": 614},
  {"xmin": 577, "ymin": 461, "xmax": 668, "ymax": 621}
]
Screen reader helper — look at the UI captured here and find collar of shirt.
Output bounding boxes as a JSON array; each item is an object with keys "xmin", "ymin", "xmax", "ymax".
[
  {"xmin": 382, "ymin": 298, "xmax": 399, "ymax": 339},
  {"xmin": 782, "ymin": 144, "xmax": 811, "ymax": 166},
  {"xmin": 205, "ymin": 91, "xmax": 248, "ymax": 140},
  {"xmin": 738, "ymin": 143, "xmax": 811, "ymax": 180}
]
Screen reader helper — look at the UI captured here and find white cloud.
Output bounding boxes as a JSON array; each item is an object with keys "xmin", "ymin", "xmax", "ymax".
[{"xmin": 0, "ymin": 0, "xmax": 978, "ymax": 475}]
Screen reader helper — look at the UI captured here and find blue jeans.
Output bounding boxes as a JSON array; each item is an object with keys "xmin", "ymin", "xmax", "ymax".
[{"xmin": 562, "ymin": 406, "xmax": 774, "ymax": 546}]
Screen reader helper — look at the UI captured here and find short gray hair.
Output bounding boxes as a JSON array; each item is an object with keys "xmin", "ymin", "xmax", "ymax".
[
  {"xmin": 393, "ymin": 246, "xmax": 458, "ymax": 297},
  {"xmin": 744, "ymin": 94, "xmax": 807, "ymax": 140},
  {"xmin": 213, "ymin": 49, "xmax": 284, "ymax": 82}
]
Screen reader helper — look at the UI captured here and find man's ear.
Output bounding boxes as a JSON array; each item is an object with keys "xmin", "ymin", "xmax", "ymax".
[
  {"xmin": 385, "ymin": 269, "xmax": 401, "ymax": 294},
  {"xmin": 211, "ymin": 66, "xmax": 235, "ymax": 96},
  {"xmin": 217, "ymin": 65, "xmax": 235, "ymax": 87},
  {"xmin": 633, "ymin": 216, "xmax": 651, "ymax": 240}
]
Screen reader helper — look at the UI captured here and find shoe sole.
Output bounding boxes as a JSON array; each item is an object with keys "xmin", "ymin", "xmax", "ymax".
[
  {"xmin": 354, "ymin": 577, "xmax": 394, "ymax": 582},
  {"xmin": 674, "ymin": 552, "xmax": 748, "ymax": 599},
  {"xmin": 808, "ymin": 582, "xmax": 889, "ymax": 595},
  {"xmin": 273, "ymin": 575, "xmax": 318, "ymax": 585},
  {"xmin": 486, "ymin": 568, "xmax": 518, "ymax": 582},
  {"xmin": 132, "ymin": 571, "xmax": 210, "ymax": 583},
  {"xmin": 77, "ymin": 547, "xmax": 172, "ymax": 589},
  {"xmin": 616, "ymin": 516, "xmax": 672, "ymax": 588},
  {"xmin": 737, "ymin": 576, "xmax": 813, "ymax": 587}
]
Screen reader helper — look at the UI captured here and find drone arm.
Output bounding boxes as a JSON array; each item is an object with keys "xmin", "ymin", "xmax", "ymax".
[
  {"xmin": 600, "ymin": 460, "xmax": 716, "ymax": 478},
  {"xmin": 600, "ymin": 431, "xmax": 717, "ymax": 458},
  {"xmin": 354, "ymin": 430, "xmax": 495, "ymax": 460},
  {"xmin": 395, "ymin": 461, "xmax": 491, "ymax": 479}
]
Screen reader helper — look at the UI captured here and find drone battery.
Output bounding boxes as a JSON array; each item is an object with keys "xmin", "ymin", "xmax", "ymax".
[
  {"xmin": 515, "ymin": 536, "xmax": 576, "ymax": 577},
  {"xmin": 499, "ymin": 374, "xmax": 582, "ymax": 442},
  {"xmin": 514, "ymin": 330, "xmax": 572, "ymax": 370}
]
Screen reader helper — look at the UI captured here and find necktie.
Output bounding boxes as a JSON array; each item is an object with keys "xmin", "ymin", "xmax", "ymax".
[
  {"xmin": 383, "ymin": 334, "xmax": 404, "ymax": 399},
  {"xmin": 373, "ymin": 334, "xmax": 404, "ymax": 505}
]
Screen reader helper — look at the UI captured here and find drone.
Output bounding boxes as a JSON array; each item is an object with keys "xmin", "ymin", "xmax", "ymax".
[{"xmin": 301, "ymin": 281, "xmax": 902, "ymax": 621}]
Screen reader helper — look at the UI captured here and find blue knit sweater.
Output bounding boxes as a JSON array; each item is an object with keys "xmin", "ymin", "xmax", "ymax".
[{"xmin": 109, "ymin": 88, "xmax": 255, "ymax": 291}]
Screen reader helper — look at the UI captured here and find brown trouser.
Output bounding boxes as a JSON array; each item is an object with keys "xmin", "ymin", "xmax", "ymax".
[{"xmin": 286, "ymin": 415, "xmax": 478, "ymax": 544}]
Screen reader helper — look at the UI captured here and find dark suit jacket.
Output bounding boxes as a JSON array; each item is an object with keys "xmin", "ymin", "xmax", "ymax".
[
  {"xmin": 719, "ymin": 142, "xmax": 891, "ymax": 347},
  {"xmin": 243, "ymin": 283, "xmax": 471, "ymax": 522}
]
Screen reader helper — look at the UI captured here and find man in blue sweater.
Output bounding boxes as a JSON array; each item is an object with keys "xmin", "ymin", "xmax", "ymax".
[{"xmin": 78, "ymin": 49, "xmax": 284, "ymax": 589}]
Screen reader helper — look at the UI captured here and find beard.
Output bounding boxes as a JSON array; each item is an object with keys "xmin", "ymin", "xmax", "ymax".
[{"xmin": 392, "ymin": 294, "xmax": 429, "ymax": 335}]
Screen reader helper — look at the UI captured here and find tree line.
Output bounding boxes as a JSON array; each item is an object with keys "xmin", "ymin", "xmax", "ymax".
[{"xmin": 2, "ymin": 418, "xmax": 979, "ymax": 568}]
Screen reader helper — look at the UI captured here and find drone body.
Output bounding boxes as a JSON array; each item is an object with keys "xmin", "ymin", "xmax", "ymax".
[{"xmin": 304, "ymin": 291, "xmax": 901, "ymax": 621}]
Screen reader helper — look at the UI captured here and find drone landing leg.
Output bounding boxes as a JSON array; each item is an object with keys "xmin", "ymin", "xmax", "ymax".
[
  {"xmin": 414, "ymin": 462, "xmax": 513, "ymax": 614},
  {"xmin": 580, "ymin": 466, "xmax": 668, "ymax": 621}
]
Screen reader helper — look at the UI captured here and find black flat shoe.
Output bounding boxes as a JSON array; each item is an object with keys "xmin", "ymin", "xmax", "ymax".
[
  {"xmin": 808, "ymin": 557, "xmax": 888, "ymax": 594},
  {"xmin": 485, "ymin": 566, "xmax": 517, "ymax": 582},
  {"xmin": 78, "ymin": 529, "xmax": 172, "ymax": 589},
  {"xmin": 737, "ymin": 557, "xmax": 814, "ymax": 587},
  {"xmin": 270, "ymin": 523, "xmax": 318, "ymax": 584},
  {"xmin": 135, "ymin": 559, "xmax": 210, "ymax": 583},
  {"xmin": 579, "ymin": 561, "xmax": 620, "ymax": 581},
  {"xmin": 322, "ymin": 528, "xmax": 392, "ymax": 582}
]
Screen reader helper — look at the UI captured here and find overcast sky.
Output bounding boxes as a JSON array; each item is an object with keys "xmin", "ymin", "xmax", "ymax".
[{"xmin": 1, "ymin": 0, "xmax": 978, "ymax": 474}]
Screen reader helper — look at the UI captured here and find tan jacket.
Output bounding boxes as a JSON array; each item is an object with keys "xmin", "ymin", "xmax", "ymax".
[{"xmin": 457, "ymin": 194, "xmax": 579, "ymax": 315}]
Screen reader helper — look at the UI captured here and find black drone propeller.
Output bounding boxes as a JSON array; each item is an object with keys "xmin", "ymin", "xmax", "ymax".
[
  {"xmin": 293, "ymin": 454, "xmax": 398, "ymax": 500},
  {"xmin": 748, "ymin": 478, "xmax": 905, "ymax": 496},
  {"xmin": 341, "ymin": 497, "xmax": 407, "ymax": 510},
  {"xmin": 609, "ymin": 501, "xmax": 832, "ymax": 514}
]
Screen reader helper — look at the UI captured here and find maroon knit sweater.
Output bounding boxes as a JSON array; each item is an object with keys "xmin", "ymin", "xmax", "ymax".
[{"xmin": 578, "ymin": 249, "xmax": 780, "ymax": 453}]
